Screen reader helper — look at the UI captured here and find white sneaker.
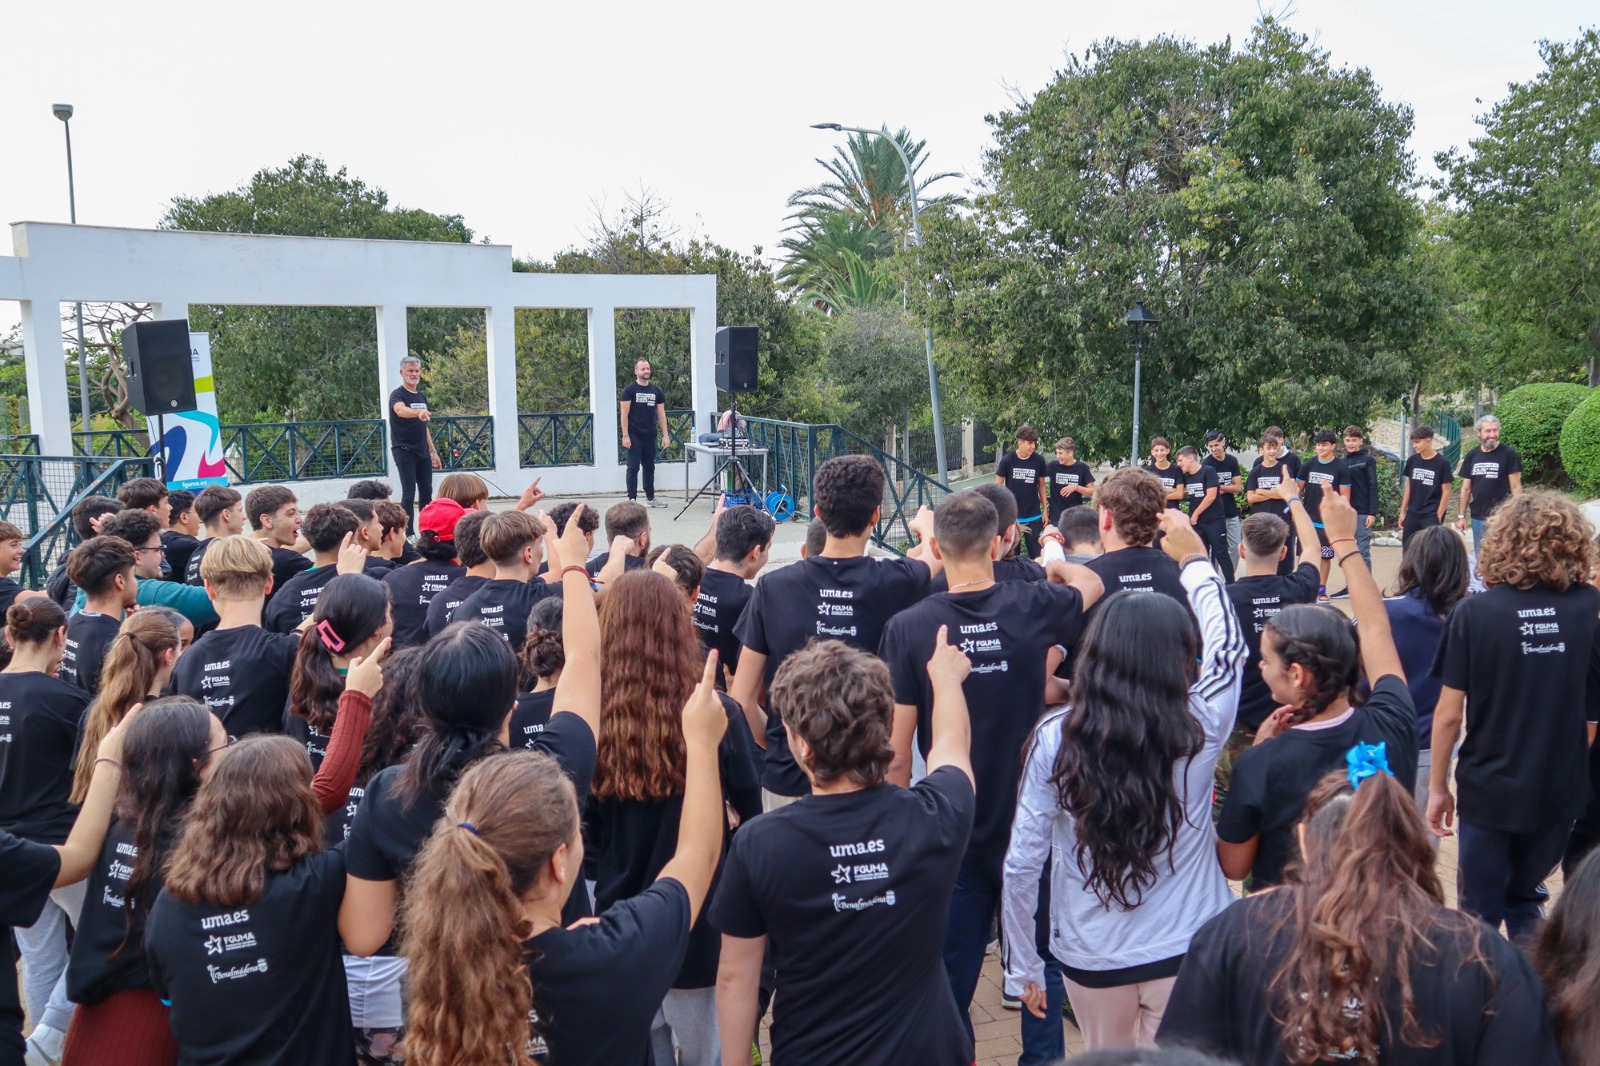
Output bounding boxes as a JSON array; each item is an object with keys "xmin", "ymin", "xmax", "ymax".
[
  {"xmin": 647, "ymin": 499, "xmax": 668, "ymax": 508},
  {"xmin": 25, "ymin": 1025, "xmax": 65, "ymax": 1066}
]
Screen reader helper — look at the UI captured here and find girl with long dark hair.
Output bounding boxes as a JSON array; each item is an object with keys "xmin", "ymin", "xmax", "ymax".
[
  {"xmin": 1216, "ymin": 491, "xmax": 1418, "ymax": 889},
  {"xmin": 589, "ymin": 570, "xmax": 761, "ymax": 1063},
  {"xmin": 1160, "ymin": 767, "xmax": 1561, "ymax": 1063},
  {"xmin": 404, "ymin": 650, "xmax": 727, "ymax": 1066},
  {"xmin": 70, "ymin": 610, "xmax": 183, "ymax": 805},
  {"xmin": 1002, "ymin": 513, "xmax": 1245, "ymax": 1049},
  {"xmin": 1535, "ymin": 848, "xmax": 1600, "ymax": 1065},
  {"xmin": 61, "ymin": 697, "xmax": 221, "ymax": 1066},
  {"xmin": 510, "ymin": 596, "xmax": 563, "ymax": 748}
]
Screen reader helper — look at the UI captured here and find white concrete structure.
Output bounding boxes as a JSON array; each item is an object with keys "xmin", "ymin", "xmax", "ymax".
[{"xmin": 0, "ymin": 222, "xmax": 717, "ymax": 497}]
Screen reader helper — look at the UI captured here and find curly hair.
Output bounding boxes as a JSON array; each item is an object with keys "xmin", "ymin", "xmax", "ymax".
[
  {"xmin": 356, "ymin": 645, "xmax": 427, "ymax": 788},
  {"xmin": 1477, "ymin": 489, "xmax": 1598, "ymax": 592},
  {"xmin": 163, "ymin": 736, "xmax": 323, "ymax": 907},
  {"xmin": 593, "ymin": 571, "xmax": 699, "ymax": 801},
  {"xmin": 812, "ymin": 455, "xmax": 885, "ymax": 538},
  {"xmin": 1265, "ymin": 604, "xmax": 1361, "ymax": 725},
  {"xmin": 1095, "ymin": 468, "xmax": 1166, "ymax": 547},
  {"xmin": 402, "ymin": 751, "xmax": 577, "ymax": 1066},
  {"xmin": 770, "ymin": 640, "xmax": 894, "ymax": 788}
]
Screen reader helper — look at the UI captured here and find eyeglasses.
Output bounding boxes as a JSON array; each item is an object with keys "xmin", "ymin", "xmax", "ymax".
[
  {"xmin": 134, "ymin": 545, "xmax": 162, "ymax": 556},
  {"xmin": 208, "ymin": 737, "xmax": 236, "ymax": 755}
]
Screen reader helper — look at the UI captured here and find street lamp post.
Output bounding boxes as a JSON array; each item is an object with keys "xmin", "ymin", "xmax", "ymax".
[
  {"xmin": 53, "ymin": 103, "xmax": 92, "ymax": 454},
  {"xmin": 811, "ymin": 123, "xmax": 949, "ymax": 485},
  {"xmin": 1124, "ymin": 301, "xmax": 1159, "ymax": 466}
]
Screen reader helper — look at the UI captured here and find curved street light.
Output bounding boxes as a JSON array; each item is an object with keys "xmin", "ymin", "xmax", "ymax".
[
  {"xmin": 53, "ymin": 103, "xmax": 92, "ymax": 452},
  {"xmin": 1124, "ymin": 301, "xmax": 1160, "ymax": 466}
]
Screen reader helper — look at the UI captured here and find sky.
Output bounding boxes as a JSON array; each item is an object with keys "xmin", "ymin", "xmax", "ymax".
[{"xmin": 2, "ymin": 0, "xmax": 1593, "ymax": 334}]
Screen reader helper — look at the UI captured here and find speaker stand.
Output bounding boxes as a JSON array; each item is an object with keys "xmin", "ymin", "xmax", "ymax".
[
  {"xmin": 675, "ymin": 399, "xmax": 757, "ymax": 520},
  {"xmin": 154, "ymin": 413, "xmax": 168, "ymax": 485}
]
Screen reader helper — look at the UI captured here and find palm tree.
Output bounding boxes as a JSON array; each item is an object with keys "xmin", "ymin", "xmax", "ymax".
[
  {"xmin": 786, "ymin": 127, "xmax": 961, "ymax": 235},
  {"xmin": 798, "ymin": 249, "xmax": 903, "ymax": 313},
  {"xmin": 777, "ymin": 210, "xmax": 896, "ymax": 302}
]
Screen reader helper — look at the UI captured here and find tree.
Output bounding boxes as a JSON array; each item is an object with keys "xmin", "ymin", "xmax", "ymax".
[
  {"xmin": 1437, "ymin": 29, "xmax": 1600, "ymax": 387},
  {"xmin": 914, "ymin": 19, "xmax": 1429, "ymax": 460},
  {"xmin": 819, "ymin": 307, "xmax": 929, "ymax": 438},
  {"xmin": 160, "ymin": 156, "xmax": 477, "ymax": 422}
]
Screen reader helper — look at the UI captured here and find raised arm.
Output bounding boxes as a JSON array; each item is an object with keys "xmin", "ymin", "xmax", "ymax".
[
  {"xmin": 1275, "ymin": 480, "xmax": 1322, "ymax": 565},
  {"xmin": 693, "ymin": 495, "xmax": 729, "ymax": 565},
  {"xmin": 1159, "ymin": 512, "xmax": 1245, "ymax": 711},
  {"xmin": 923, "ymin": 626, "xmax": 974, "ymax": 786},
  {"xmin": 1323, "ymin": 494, "xmax": 1404, "ymax": 682},
  {"xmin": 551, "ymin": 505, "xmax": 602, "ymax": 736},
  {"xmin": 657, "ymin": 652, "xmax": 727, "ymax": 924}
]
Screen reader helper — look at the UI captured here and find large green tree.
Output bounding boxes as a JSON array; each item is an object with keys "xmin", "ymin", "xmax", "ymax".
[
  {"xmin": 160, "ymin": 155, "xmax": 477, "ymax": 422},
  {"xmin": 1437, "ymin": 29, "xmax": 1600, "ymax": 387},
  {"xmin": 915, "ymin": 19, "xmax": 1430, "ymax": 460}
]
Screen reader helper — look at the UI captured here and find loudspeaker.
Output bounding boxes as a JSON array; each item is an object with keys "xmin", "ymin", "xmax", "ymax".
[
  {"xmin": 123, "ymin": 320, "xmax": 198, "ymax": 415},
  {"xmin": 715, "ymin": 326, "xmax": 758, "ymax": 393}
]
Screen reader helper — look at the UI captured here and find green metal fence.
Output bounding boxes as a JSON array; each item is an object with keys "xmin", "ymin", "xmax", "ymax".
[
  {"xmin": 0, "ymin": 435, "xmax": 40, "ymax": 455},
  {"xmin": 613, "ymin": 409, "xmax": 697, "ymax": 465},
  {"xmin": 519, "ymin": 413, "xmax": 595, "ymax": 467},
  {"xmin": 430, "ymin": 416, "xmax": 494, "ymax": 471},
  {"xmin": 221, "ymin": 420, "xmax": 388, "ymax": 482},
  {"xmin": 75, "ymin": 430, "xmax": 151, "ymax": 458},
  {"xmin": 3, "ymin": 455, "xmax": 157, "ymax": 586}
]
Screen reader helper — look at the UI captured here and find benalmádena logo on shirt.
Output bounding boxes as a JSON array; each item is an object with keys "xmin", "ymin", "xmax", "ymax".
[{"xmin": 207, "ymin": 959, "xmax": 268, "ymax": 983}]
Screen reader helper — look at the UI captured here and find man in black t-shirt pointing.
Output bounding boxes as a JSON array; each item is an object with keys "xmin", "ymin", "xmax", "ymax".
[
  {"xmin": 388, "ymin": 356, "xmax": 442, "ymax": 531},
  {"xmin": 620, "ymin": 359, "xmax": 672, "ymax": 507}
]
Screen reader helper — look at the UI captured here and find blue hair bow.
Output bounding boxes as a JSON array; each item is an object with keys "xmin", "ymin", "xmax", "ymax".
[{"xmin": 1346, "ymin": 742, "xmax": 1391, "ymax": 789}]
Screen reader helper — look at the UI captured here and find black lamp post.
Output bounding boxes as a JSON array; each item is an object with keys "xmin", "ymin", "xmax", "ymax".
[{"xmin": 1124, "ymin": 301, "xmax": 1159, "ymax": 465}]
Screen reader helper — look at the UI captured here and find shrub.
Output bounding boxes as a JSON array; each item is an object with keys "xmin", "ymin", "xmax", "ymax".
[
  {"xmin": 1559, "ymin": 390, "xmax": 1600, "ymax": 498},
  {"xmin": 1374, "ymin": 451, "xmax": 1404, "ymax": 529},
  {"xmin": 1496, "ymin": 383, "xmax": 1591, "ymax": 486}
]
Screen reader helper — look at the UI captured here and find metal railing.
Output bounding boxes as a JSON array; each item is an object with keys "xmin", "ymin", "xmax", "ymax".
[
  {"xmin": 3, "ymin": 456, "xmax": 156, "ymax": 587},
  {"xmin": 519, "ymin": 413, "xmax": 595, "ymax": 467},
  {"xmin": 614, "ymin": 409, "xmax": 697, "ymax": 465},
  {"xmin": 429, "ymin": 415, "xmax": 494, "ymax": 471},
  {"xmin": 0, "ymin": 435, "xmax": 40, "ymax": 455},
  {"xmin": 74, "ymin": 429, "xmax": 151, "ymax": 458},
  {"xmin": 222, "ymin": 420, "xmax": 389, "ymax": 483}
]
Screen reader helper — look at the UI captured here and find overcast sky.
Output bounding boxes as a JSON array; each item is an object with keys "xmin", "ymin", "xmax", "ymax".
[{"xmin": 2, "ymin": 0, "xmax": 1592, "ymax": 332}]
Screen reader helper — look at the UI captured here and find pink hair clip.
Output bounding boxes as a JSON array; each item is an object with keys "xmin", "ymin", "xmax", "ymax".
[{"xmin": 317, "ymin": 619, "xmax": 346, "ymax": 653}]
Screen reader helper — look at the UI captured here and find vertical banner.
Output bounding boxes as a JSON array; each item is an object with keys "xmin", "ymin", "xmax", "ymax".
[{"xmin": 148, "ymin": 332, "xmax": 229, "ymax": 491}]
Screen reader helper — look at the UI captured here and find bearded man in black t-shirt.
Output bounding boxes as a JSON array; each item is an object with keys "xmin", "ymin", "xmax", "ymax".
[
  {"xmin": 619, "ymin": 359, "xmax": 672, "ymax": 507},
  {"xmin": 388, "ymin": 356, "xmax": 442, "ymax": 530}
]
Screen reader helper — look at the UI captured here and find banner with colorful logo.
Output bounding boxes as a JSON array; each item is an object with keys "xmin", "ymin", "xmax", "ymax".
[{"xmin": 148, "ymin": 332, "xmax": 229, "ymax": 491}]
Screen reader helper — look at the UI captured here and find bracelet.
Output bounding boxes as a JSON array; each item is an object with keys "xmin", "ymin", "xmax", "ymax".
[
  {"xmin": 1284, "ymin": 496, "xmax": 1301, "ymax": 504},
  {"xmin": 94, "ymin": 757, "xmax": 121, "ymax": 768},
  {"xmin": 560, "ymin": 565, "xmax": 591, "ymax": 579},
  {"xmin": 1178, "ymin": 553, "xmax": 1210, "ymax": 569},
  {"xmin": 1328, "ymin": 537, "xmax": 1355, "ymax": 548},
  {"xmin": 1335, "ymin": 551, "xmax": 1362, "ymax": 568}
]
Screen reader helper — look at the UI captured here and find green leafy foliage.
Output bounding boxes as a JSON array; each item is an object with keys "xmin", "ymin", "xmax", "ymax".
[
  {"xmin": 913, "ymin": 19, "xmax": 1428, "ymax": 462},
  {"xmin": 1559, "ymin": 390, "xmax": 1600, "ymax": 497},
  {"xmin": 1495, "ymin": 382, "xmax": 1591, "ymax": 485}
]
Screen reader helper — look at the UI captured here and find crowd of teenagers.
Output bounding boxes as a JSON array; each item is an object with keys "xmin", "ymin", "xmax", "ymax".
[{"xmin": 0, "ymin": 431, "xmax": 1596, "ymax": 1066}]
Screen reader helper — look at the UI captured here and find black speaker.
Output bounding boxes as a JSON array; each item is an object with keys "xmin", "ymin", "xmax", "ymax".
[
  {"xmin": 715, "ymin": 326, "xmax": 758, "ymax": 393},
  {"xmin": 123, "ymin": 320, "xmax": 198, "ymax": 415}
]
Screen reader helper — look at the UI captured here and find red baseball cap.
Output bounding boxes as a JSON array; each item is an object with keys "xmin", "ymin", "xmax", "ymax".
[{"xmin": 418, "ymin": 498, "xmax": 467, "ymax": 540}]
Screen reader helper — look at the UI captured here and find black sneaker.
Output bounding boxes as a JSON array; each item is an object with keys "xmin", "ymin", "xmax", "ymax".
[{"xmin": 1001, "ymin": 991, "xmax": 1022, "ymax": 1011}]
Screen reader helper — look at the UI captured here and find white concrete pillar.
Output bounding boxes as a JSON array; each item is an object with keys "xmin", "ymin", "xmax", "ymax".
[
  {"xmin": 589, "ymin": 307, "xmax": 619, "ymax": 485},
  {"xmin": 149, "ymin": 299, "xmax": 189, "ymax": 324},
  {"xmin": 687, "ymin": 290, "xmax": 717, "ymax": 482},
  {"xmin": 375, "ymin": 305, "xmax": 409, "ymax": 481},
  {"xmin": 20, "ymin": 298, "xmax": 73, "ymax": 455},
  {"xmin": 485, "ymin": 303, "xmax": 522, "ymax": 488}
]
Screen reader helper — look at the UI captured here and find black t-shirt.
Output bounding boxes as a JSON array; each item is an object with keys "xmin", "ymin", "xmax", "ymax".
[
  {"xmin": 0, "ymin": 578, "xmax": 19, "ymax": 618},
  {"xmin": 882, "ymin": 582, "xmax": 1084, "ymax": 860},
  {"xmin": 710, "ymin": 768, "xmax": 975, "ymax": 1066},
  {"xmin": 266, "ymin": 546, "xmax": 312, "ymax": 603},
  {"xmin": 1084, "ymin": 546, "xmax": 1187, "ymax": 607},
  {"xmin": 66, "ymin": 819, "xmax": 150, "ymax": 1006},
  {"xmin": 279, "ymin": 714, "xmax": 365, "ymax": 844},
  {"xmin": 1143, "ymin": 461, "xmax": 1183, "ymax": 509},
  {"xmin": 381, "ymin": 560, "xmax": 465, "ymax": 647},
  {"xmin": 1457, "ymin": 445, "xmax": 1522, "ymax": 520},
  {"xmin": 1226, "ymin": 564, "xmax": 1321, "ymax": 730},
  {"xmin": 1342, "ymin": 447, "xmax": 1379, "ymax": 514},
  {"xmin": 588, "ymin": 695, "xmax": 762, "ymax": 989},
  {"xmin": 0, "ymin": 671, "xmax": 90, "ymax": 844},
  {"xmin": 1218, "ymin": 675, "xmax": 1417, "ymax": 887},
  {"xmin": 583, "ymin": 553, "xmax": 646, "ymax": 579},
  {"xmin": 388, "ymin": 385, "xmax": 429, "ymax": 453},
  {"xmin": 0, "ymin": 831, "xmax": 60, "ymax": 1066},
  {"xmin": 929, "ymin": 554, "xmax": 1045, "ymax": 594},
  {"xmin": 1299, "ymin": 456, "xmax": 1348, "ymax": 523},
  {"xmin": 734, "ymin": 555, "xmax": 930, "ymax": 796},
  {"xmin": 145, "ymin": 849, "xmax": 352, "ymax": 1066},
  {"xmin": 263, "ymin": 564, "xmax": 337, "ymax": 633},
  {"xmin": 1402, "ymin": 452, "xmax": 1454, "ymax": 516},
  {"xmin": 692, "ymin": 567, "xmax": 752, "ymax": 686},
  {"xmin": 1202, "ymin": 453, "xmax": 1243, "ymax": 518},
  {"xmin": 509, "ymin": 689, "xmax": 555, "ymax": 749},
  {"xmin": 1158, "ymin": 891, "xmax": 1563, "ymax": 1065},
  {"xmin": 996, "ymin": 451, "xmax": 1048, "ymax": 522},
  {"xmin": 619, "ymin": 382, "xmax": 666, "ymax": 440},
  {"xmin": 170, "ymin": 626, "xmax": 299, "ymax": 738},
  {"xmin": 1180, "ymin": 465, "xmax": 1224, "ymax": 526},
  {"xmin": 183, "ymin": 538, "xmax": 218, "ymax": 586},
  {"xmin": 1281, "ymin": 449, "xmax": 1303, "ymax": 480},
  {"xmin": 1432, "ymin": 582, "xmax": 1600, "ymax": 833},
  {"xmin": 161, "ymin": 531, "xmax": 200, "ymax": 588},
  {"xmin": 450, "ymin": 577, "xmax": 563, "ymax": 651},
  {"xmin": 425, "ymin": 573, "xmax": 487, "ymax": 639},
  {"xmin": 525, "ymin": 879, "xmax": 690, "ymax": 1066},
  {"xmin": 1245, "ymin": 459, "xmax": 1294, "ymax": 520},
  {"xmin": 61, "ymin": 610, "xmax": 121, "ymax": 696},
  {"xmin": 1043, "ymin": 460, "xmax": 1095, "ymax": 524}
]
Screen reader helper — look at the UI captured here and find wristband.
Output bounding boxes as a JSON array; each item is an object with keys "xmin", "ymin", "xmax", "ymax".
[
  {"xmin": 1335, "ymin": 551, "xmax": 1362, "ymax": 568},
  {"xmin": 560, "ymin": 565, "xmax": 591, "ymax": 580},
  {"xmin": 94, "ymin": 757, "xmax": 121, "ymax": 768},
  {"xmin": 1285, "ymin": 496, "xmax": 1302, "ymax": 504},
  {"xmin": 1328, "ymin": 538, "xmax": 1355, "ymax": 548}
]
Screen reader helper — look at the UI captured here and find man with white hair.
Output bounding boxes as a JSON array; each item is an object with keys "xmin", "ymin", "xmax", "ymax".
[
  {"xmin": 389, "ymin": 355, "xmax": 443, "ymax": 530},
  {"xmin": 1456, "ymin": 414, "xmax": 1522, "ymax": 547}
]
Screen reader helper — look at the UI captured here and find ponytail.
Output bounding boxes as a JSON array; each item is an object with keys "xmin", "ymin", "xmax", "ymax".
[
  {"xmin": 403, "ymin": 751, "xmax": 577, "ymax": 1066},
  {"xmin": 72, "ymin": 611, "xmax": 180, "ymax": 803}
]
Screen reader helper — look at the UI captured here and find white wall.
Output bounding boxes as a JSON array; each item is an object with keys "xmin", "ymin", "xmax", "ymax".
[{"xmin": 0, "ymin": 222, "xmax": 717, "ymax": 496}]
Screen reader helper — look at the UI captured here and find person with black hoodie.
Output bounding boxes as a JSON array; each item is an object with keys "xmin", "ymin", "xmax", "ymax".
[
  {"xmin": 423, "ymin": 510, "xmax": 493, "ymax": 640},
  {"xmin": 45, "ymin": 497, "xmax": 121, "ymax": 611},
  {"xmin": 1342, "ymin": 425, "xmax": 1380, "ymax": 571}
]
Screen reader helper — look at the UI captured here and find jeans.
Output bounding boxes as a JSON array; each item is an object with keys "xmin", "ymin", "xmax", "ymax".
[
  {"xmin": 1355, "ymin": 516, "xmax": 1373, "ymax": 570},
  {"xmin": 1457, "ymin": 820, "xmax": 1572, "ymax": 946},
  {"xmin": 1470, "ymin": 518, "xmax": 1487, "ymax": 551},
  {"xmin": 392, "ymin": 447, "xmax": 432, "ymax": 531},
  {"xmin": 1018, "ymin": 867, "xmax": 1065, "ymax": 1066},
  {"xmin": 1197, "ymin": 522, "xmax": 1234, "ymax": 582},
  {"xmin": 626, "ymin": 435, "xmax": 659, "ymax": 501},
  {"xmin": 1224, "ymin": 516, "xmax": 1241, "ymax": 564}
]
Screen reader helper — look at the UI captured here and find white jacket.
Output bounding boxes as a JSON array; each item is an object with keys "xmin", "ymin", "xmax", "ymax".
[{"xmin": 1001, "ymin": 561, "xmax": 1245, "ymax": 992}]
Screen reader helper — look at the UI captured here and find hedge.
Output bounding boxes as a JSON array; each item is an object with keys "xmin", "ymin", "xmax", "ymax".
[
  {"xmin": 1559, "ymin": 389, "xmax": 1600, "ymax": 497},
  {"xmin": 1496, "ymin": 383, "xmax": 1592, "ymax": 486}
]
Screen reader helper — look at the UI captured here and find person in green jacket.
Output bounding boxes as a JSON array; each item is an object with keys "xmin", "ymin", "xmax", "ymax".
[{"xmin": 71, "ymin": 510, "xmax": 219, "ymax": 627}]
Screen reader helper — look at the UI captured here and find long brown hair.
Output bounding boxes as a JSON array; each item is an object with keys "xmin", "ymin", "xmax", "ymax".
[
  {"xmin": 163, "ymin": 735, "xmax": 323, "ymax": 907},
  {"xmin": 72, "ymin": 611, "xmax": 181, "ymax": 803},
  {"xmin": 1269, "ymin": 770, "xmax": 1484, "ymax": 1063},
  {"xmin": 403, "ymin": 751, "xmax": 579, "ymax": 1066},
  {"xmin": 592, "ymin": 571, "xmax": 699, "ymax": 802},
  {"xmin": 1535, "ymin": 848, "xmax": 1600, "ymax": 1066}
]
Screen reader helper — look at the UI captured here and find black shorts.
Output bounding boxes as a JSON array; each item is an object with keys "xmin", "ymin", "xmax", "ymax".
[{"xmin": 1313, "ymin": 525, "xmax": 1334, "ymax": 559}]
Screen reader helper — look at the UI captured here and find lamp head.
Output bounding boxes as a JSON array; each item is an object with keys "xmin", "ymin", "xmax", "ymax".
[
  {"xmin": 52, "ymin": 103, "xmax": 74, "ymax": 122},
  {"xmin": 1124, "ymin": 301, "xmax": 1159, "ymax": 328},
  {"xmin": 810, "ymin": 123, "xmax": 843, "ymax": 131}
]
